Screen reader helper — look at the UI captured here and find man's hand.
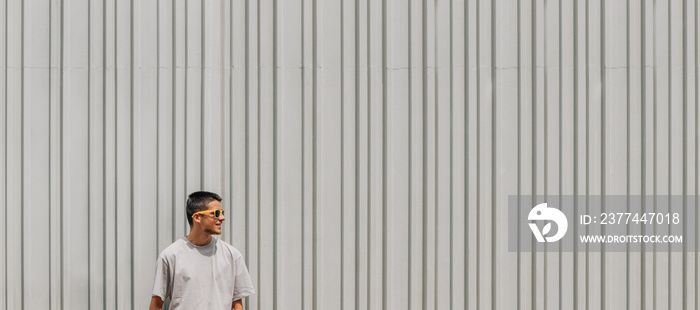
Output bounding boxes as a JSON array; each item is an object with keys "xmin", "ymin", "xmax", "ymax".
[
  {"xmin": 232, "ymin": 299, "xmax": 243, "ymax": 310},
  {"xmin": 150, "ymin": 296, "xmax": 164, "ymax": 310}
]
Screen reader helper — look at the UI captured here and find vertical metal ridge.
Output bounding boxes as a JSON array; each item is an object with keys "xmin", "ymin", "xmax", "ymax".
[
  {"xmin": 60, "ymin": 0, "xmax": 66, "ymax": 306},
  {"xmin": 558, "ymin": 0, "xmax": 564, "ymax": 308},
  {"xmin": 448, "ymin": 0, "xmax": 455, "ymax": 307},
  {"xmin": 464, "ymin": 0, "xmax": 470, "ymax": 307},
  {"xmin": 421, "ymin": 0, "xmax": 428, "ymax": 308},
  {"xmin": 340, "ymin": 0, "xmax": 346, "ymax": 307},
  {"xmin": 476, "ymin": 0, "xmax": 482, "ymax": 306},
  {"xmin": 200, "ymin": 0, "xmax": 205, "ymax": 187},
  {"xmin": 102, "ymin": 0, "xmax": 108, "ymax": 305},
  {"xmin": 219, "ymin": 0, "xmax": 225, "ymax": 192},
  {"xmin": 433, "ymin": 0, "xmax": 439, "ymax": 308},
  {"xmin": 695, "ymin": 0, "xmax": 699, "ymax": 309},
  {"xmin": 3, "ymin": 0, "xmax": 7, "ymax": 306},
  {"xmin": 256, "ymin": 0, "xmax": 262, "ymax": 303},
  {"xmin": 600, "ymin": 0, "xmax": 607, "ymax": 307},
  {"xmin": 353, "ymin": 0, "xmax": 360, "ymax": 308},
  {"xmin": 272, "ymin": 0, "xmax": 278, "ymax": 308},
  {"xmin": 19, "ymin": 0, "xmax": 24, "ymax": 306},
  {"xmin": 667, "ymin": 0, "xmax": 672, "ymax": 307},
  {"xmin": 682, "ymin": 0, "xmax": 688, "ymax": 309},
  {"xmin": 382, "ymin": 0, "xmax": 388, "ymax": 306},
  {"xmin": 544, "ymin": 0, "xmax": 549, "ymax": 305},
  {"xmin": 155, "ymin": 0, "xmax": 161, "ymax": 261},
  {"xmin": 111, "ymin": 0, "xmax": 117, "ymax": 305},
  {"xmin": 490, "ymin": 0, "xmax": 497, "ymax": 308},
  {"xmin": 183, "ymin": 0, "xmax": 188, "ymax": 228},
  {"xmin": 244, "ymin": 0, "xmax": 250, "ymax": 284},
  {"xmin": 254, "ymin": 0, "xmax": 262, "ymax": 301},
  {"xmin": 572, "ymin": 0, "xmax": 579, "ymax": 307},
  {"xmin": 49, "ymin": 0, "xmax": 54, "ymax": 306},
  {"xmin": 517, "ymin": 0, "xmax": 522, "ymax": 306},
  {"xmin": 652, "ymin": 1, "xmax": 657, "ymax": 306},
  {"xmin": 171, "ymin": 0, "xmax": 177, "ymax": 243},
  {"xmin": 640, "ymin": 1, "xmax": 647, "ymax": 308},
  {"xmin": 229, "ymin": 0, "xmax": 234, "ymax": 244},
  {"xmin": 407, "ymin": 0, "xmax": 414, "ymax": 307},
  {"xmin": 300, "ymin": 0, "xmax": 305, "ymax": 307},
  {"xmin": 530, "ymin": 0, "xmax": 536, "ymax": 308},
  {"xmin": 626, "ymin": 0, "xmax": 631, "ymax": 309},
  {"xmin": 365, "ymin": 0, "xmax": 372, "ymax": 308},
  {"xmin": 183, "ymin": 0, "xmax": 189, "ymax": 201},
  {"xmin": 87, "ymin": 0, "xmax": 92, "ymax": 304},
  {"xmin": 584, "ymin": 0, "xmax": 590, "ymax": 306},
  {"xmin": 115, "ymin": 0, "xmax": 121, "ymax": 306},
  {"xmin": 311, "ymin": 0, "xmax": 318, "ymax": 308},
  {"xmin": 129, "ymin": 0, "xmax": 135, "ymax": 306}
]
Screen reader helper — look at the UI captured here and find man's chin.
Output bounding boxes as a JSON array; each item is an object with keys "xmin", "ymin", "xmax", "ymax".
[{"xmin": 205, "ymin": 229, "xmax": 222, "ymax": 235}]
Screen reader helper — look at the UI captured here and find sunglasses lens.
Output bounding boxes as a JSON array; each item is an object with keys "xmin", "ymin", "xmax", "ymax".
[{"xmin": 215, "ymin": 210, "xmax": 220, "ymax": 217}]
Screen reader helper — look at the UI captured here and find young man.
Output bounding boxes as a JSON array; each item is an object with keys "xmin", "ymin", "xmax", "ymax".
[{"xmin": 150, "ymin": 191, "xmax": 255, "ymax": 310}]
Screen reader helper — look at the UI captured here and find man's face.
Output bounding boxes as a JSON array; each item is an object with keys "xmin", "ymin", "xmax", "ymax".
[{"xmin": 199, "ymin": 200, "xmax": 225, "ymax": 235}]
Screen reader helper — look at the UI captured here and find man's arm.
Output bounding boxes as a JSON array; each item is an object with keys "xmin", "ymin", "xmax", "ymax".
[
  {"xmin": 150, "ymin": 296, "xmax": 164, "ymax": 310},
  {"xmin": 232, "ymin": 299, "xmax": 243, "ymax": 310}
]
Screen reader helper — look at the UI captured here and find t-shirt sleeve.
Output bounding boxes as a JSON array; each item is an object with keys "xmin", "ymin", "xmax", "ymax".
[
  {"xmin": 152, "ymin": 256, "xmax": 171, "ymax": 301},
  {"xmin": 232, "ymin": 256, "xmax": 255, "ymax": 301}
]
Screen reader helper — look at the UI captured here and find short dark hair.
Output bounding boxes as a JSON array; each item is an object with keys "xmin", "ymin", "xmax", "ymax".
[{"xmin": 186, "ymin": 191, "xmax": 223, "ymax": 227}]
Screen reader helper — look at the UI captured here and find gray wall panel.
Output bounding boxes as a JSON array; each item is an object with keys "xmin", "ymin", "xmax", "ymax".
[{"xmin": 4, "ymin": 0, "xmax": 700, "ymax": 309}]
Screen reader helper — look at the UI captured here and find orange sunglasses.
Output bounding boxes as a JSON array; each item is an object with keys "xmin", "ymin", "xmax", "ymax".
[{"xmin": 192, "ymin": 209, "xmax": 225, "ymax": 218}]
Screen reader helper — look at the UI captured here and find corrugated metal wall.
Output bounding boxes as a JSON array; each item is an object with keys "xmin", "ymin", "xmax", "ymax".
[{"xmin": 1, "ymin": 0, "xmax": 699, "ymax": 309}]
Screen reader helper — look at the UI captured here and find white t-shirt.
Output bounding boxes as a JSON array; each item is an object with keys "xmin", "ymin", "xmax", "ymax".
[{"xmin": 152, "ymin": 237, "xmax": 255, "ymax": 309}]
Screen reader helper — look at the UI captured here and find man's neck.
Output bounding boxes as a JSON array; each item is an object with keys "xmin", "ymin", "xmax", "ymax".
[{"xmin": 186, "ymin": 230, "xmax": 213, "ymax": 246}]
